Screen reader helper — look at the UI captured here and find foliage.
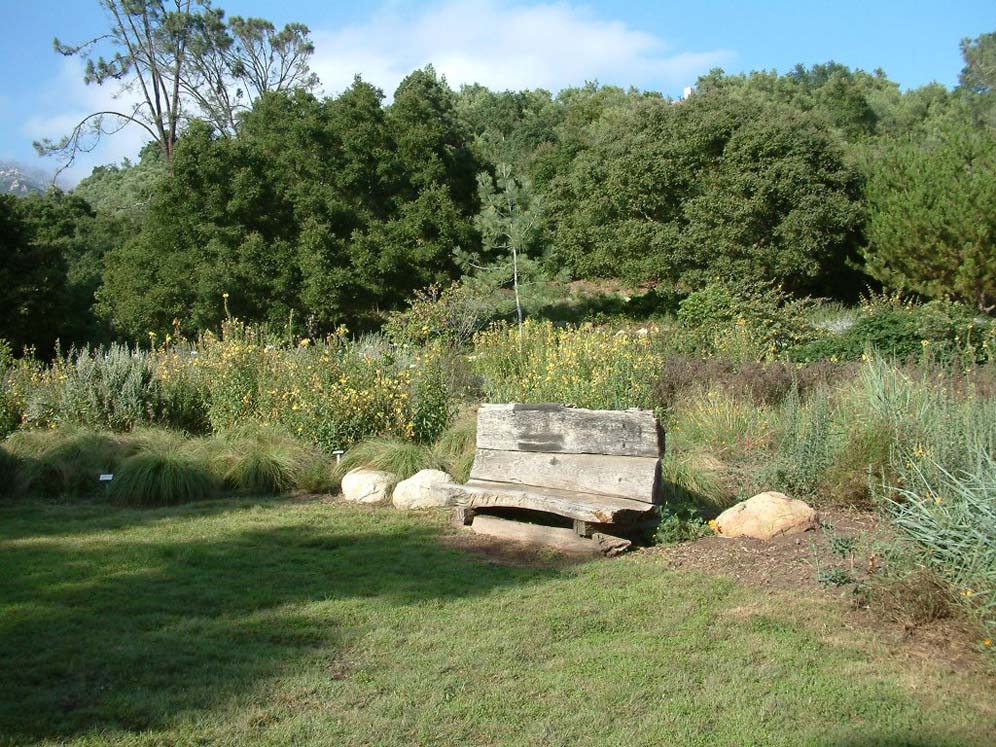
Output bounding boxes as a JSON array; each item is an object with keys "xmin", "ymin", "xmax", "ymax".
[
  {"xmin": 383, "ymin": 282, "xmax": 502, "ymax": 349},
  {"xmin": 39, "ymin": 0, "xmax": 318, "ymax": 172},
  {"xmin": 98, "ymin": 72, "xmax": 479, "ymax": 338},
  {"xmin": 792, "ymin": 294, "xmax": 993, "ymax": 363},
  {"xmin": 764, "ymin": 386, "xmax": 837, "ymax": 496},
  {"xmin": 108, "ymin": 438, "xmax": 219, "ymax": 507},
  {"xmin": 654, "ymin": 502, "xmax": 713, "ymax": 544},
  {"xmin": 5, "ymin": 429, "xmax": 136, "ymax": 499},
  {"xmin": 0, "ymin": 194, "xmax": 68, "ymax": 356},
  {"xmin": 337, "ymin": 408, "xmax": 478, "ymax": 484},
  {"xmin": 675, "ymin": 281, "xmax": 821, "ymax": 360},
  {"xmin": 209, "ymin": 424, "xmax": 326, "ymax": 495},
  {"xmin": 862, "ymin": 113, "xmax": 996, "ymax": 310},
  {"xmin": 472, "ymin": 320, "xmax": 660, "ymax": 409},
  {"xmin": 51, "ymin": 344, "xmax": 161, "ymax": 431},
  {"xmin": 545, "ymin": 92, "xmax": 864, "ymax": 293},
  {"xmin": 881, "ymin": 450, "xmax": 996, "ymax": 644}
]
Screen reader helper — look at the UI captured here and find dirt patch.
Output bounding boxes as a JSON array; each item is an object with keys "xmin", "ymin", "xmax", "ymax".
[
  {"xmin": 644, "ymin": 507, "xmax": 878, "ymax": 591},
  {"xmin": 641, "ymin": 507, "xmax": 992, "ymax": 678}
]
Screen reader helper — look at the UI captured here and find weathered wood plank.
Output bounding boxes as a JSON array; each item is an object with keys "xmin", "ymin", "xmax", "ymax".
[
  {"xmin": 469, "ymin": 515, "xmax": 631, "ymax": 556},
  {"xmin": 449, "ymin": 480, "xmax": 658, "ymax": 523},
  {"xmin": 469, "ymin": 448, "xmax": 660, "ymax": 502},
  {"xmin": 476, "ymin": 403, "xmax": 664, "ymax": 458}
]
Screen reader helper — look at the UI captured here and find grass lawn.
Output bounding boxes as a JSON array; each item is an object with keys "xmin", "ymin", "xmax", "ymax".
[{"xmin": 1, "ymin": 497, "xmax": 993, "ymax": 747}]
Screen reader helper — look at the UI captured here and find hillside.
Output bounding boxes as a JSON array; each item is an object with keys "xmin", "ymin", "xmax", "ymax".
[{"xmin": 0, "ymin": 161, "xmax": 48, "ymax": 195}]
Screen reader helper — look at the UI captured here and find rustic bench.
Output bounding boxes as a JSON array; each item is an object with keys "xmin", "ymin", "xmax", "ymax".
[{"xmin": 444, "ymin": 403, "xmax": 664, "ymax": 552}]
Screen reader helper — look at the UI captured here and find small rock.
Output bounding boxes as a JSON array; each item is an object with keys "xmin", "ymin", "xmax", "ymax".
[
  {"xmin": 714, "ymin": 491, "xmax": 818, "ymax": 540},
  {"xmin": 341, "ymin": 469, "xmax": 395, "ymax": 504},
  {"xmin": 392, "ymin": 469, "xmax": 455, "ymax": 510}
]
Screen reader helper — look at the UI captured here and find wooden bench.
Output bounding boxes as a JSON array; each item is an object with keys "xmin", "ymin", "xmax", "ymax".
[{"xmin": 444, "ymin": 403, "xmax": 664, "ymax": 553}]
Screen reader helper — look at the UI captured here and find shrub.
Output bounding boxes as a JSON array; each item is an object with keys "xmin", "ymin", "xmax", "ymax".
[
  {"xmin": 53, "ymin": 345, "xmax": 161, "ymax": 431},
  {"xmin": 0, "ymin": 444, "xmax": 19, "ymax": 499},
  {"xmin": 472, "ymin": 320, "xmax": 660, "ymax": 409},
  {"xmin": 384, "ymin": 282, "xmax": 502, "ymax": 349},
  {"xmin": 655, "ymin": 502, "xmax": 713, "ymax": 544},
  {"xmin": 409, "ymin": 349, "xmax": 452, "ymax": 443},
  {"xmin": 764, "ymin": 386, "xmax": 838, "ymax": 498},
  {"xmin": 792, "ymin": 294, "xmax": 991, "ymax": 364},
  {"xmin": 0, "ymin": 352, "xmax": 46, "ymax": 438},
  {"xmin": 674, "ymin": 281, "xmax": 820, "ymax": 360}
]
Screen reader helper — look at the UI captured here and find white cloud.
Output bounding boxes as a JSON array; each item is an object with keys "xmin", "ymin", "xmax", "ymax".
[{"xmin": 311, "ymin": 0, "xmax": 732, "ymax": 97}]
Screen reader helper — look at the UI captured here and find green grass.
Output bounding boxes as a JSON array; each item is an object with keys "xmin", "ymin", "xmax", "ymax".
[{"xmin": 1, "ymin": 498, "xmax": 993, "ymax": 746}]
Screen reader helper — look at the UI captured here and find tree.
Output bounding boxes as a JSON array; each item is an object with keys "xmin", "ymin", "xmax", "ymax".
[
  {"xmin": 474, "ymin": 164, "xmax": 546, "ymax": 333},
  {"xmin": 862, "ymin": 114, "xmax": 996, "ymax": 310},
  {"xmin": 185, "ymin": 11, "xmax": 319, "ymax": 135},
  {"xmin": 0, "ymin": 195, "xmax": 69, "ymax": 355},
  {"xmin": 37, "ymin": 0, "xmax": 318, "ymax": 174},
  {"xmin": 545, "ymin": 92, "xmax": 864, "ymax": 294},
  {"xmin": 959, "ymin": 31, "xmax": 996, "ymax": 129}
]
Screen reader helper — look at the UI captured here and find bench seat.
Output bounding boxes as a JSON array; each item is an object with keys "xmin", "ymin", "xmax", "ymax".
[{"xmin": 447, "ymin": 479, "xmax": 658, "ymax": 524}]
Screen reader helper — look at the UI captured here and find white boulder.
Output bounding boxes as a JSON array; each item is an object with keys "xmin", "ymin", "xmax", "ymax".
[
  {"xmin": 714, "ymin": 491, "xmax": 818, "ymax": 540},
  {"xmin": 341, "ymin": 469, "xmax": 395, "ymax": 504},
  {"xmin": 392, "ymin": 469, "xmax": 455, "ymax": 510}
]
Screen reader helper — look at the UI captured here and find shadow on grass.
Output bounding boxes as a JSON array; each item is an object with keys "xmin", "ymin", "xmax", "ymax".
[{"xmin": 0, "ymin": 499, "xmax": 561, "ymax": 744}]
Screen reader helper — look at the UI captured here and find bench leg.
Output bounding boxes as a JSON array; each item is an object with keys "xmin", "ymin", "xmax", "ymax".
[
  {"xmin": 454, "ymin": 507, "xmax": 476, "ymax": 526},
  {"xmin": 573, "ymin": 519, "xmax": 594, "ymax": 538}
]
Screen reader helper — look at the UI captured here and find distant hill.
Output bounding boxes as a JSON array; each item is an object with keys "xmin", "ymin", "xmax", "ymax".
[{"xmin": 0, "ymin": 161, "xmax": 50, "ymax": 196}]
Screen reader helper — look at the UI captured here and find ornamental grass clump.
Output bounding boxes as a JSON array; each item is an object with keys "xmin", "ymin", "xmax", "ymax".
[
  {"xmin": 210, "ymin": 424, "xmax": 327, "ymax": 495},
  {"xmin": 7, "ymin": 428, "xmax": 136, "ymax": 499},
  {"xmin": 881, "ymin": 451, "xmax": 996, "ymax": 647},
  {"xmin": 109, "ymin": 435, "xmax": 218, "ymax": 507}
]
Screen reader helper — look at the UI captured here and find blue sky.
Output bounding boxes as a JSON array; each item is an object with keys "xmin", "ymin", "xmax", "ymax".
[{"xmin": 1, "ymin": 0, "xmax": 993, "ymax": 185}]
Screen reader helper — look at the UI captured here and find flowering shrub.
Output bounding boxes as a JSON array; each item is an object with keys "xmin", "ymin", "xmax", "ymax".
[{"xmin": 472, "ymin": 320, "xmax": 661, "ymax": 409}]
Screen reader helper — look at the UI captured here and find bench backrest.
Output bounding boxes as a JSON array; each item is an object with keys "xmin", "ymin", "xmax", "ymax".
[{"xmin": 469, "ymin": 403, "xmax": 664, "ymax": 503}]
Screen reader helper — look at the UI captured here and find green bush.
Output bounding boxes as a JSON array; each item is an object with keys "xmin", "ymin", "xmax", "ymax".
[
  {"xmin": 764, "ymin": 385, "xmax": 838, "ymax": 497},
  {"xmin": 0, "ymin": 444, "xmax": 19, "ymax": 499},
  {"xmin": 655, "ymin": 502, "xmax": 713, "ymax": 544},
  {"xmin": 675, "ymin": 281, "xmax": 820, "ymax": 361},
  {"xmin": 792, "ymin": 296, "xmax": 991, "ymax": 363}
]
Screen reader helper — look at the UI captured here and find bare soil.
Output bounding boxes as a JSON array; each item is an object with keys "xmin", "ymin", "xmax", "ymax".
[{"xmin": 640, "ymin": 508, "xmax": 991, "ymax": 678}]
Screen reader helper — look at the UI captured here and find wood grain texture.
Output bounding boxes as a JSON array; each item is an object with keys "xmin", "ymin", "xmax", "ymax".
[
  {"xmin": 449, "ymin": 480, "xmax": 658, "ymax": 523},
  {"xmin": 469, "ymin": 448, "xmax": 660, "ymax": 502},
  {"xmin": 476, "ymin": 403, "xmax": 664, "ymax": 458},
  {"xmin": 469, "ymin": 515, "xmax": 631, "ymax": 556}
]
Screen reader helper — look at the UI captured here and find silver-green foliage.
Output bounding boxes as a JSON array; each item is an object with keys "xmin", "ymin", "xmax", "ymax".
[
  {"xmin": 883, "ymin": 454, "xmax": 996, "ymax": 640},
  {"xmin": 54, "ymin": 345, "xmax": 160, "ymax": 431}
]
